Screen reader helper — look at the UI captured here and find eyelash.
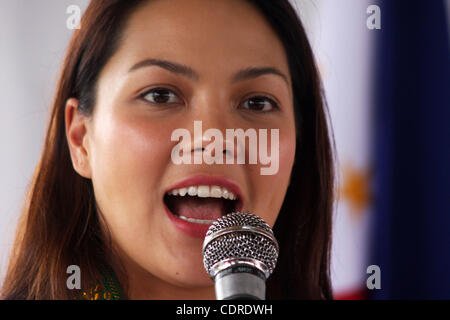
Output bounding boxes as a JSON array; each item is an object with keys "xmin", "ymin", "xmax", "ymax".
[{"xmin": 138, "ymin": 87, "xmax": 280, "ymax": 112}]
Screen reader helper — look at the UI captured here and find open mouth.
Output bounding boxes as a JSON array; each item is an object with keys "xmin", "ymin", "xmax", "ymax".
[{"xmin": 163, "ymin": 185, "xmax": 242, "ymax": 225}]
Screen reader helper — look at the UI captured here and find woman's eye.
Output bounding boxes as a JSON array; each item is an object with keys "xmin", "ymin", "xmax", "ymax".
[
  {"xmin": 240, "ymin": 96, "xmax": 279, "ymax": 112},
  {"xmin": 140, "ymin": 88, "xmax": 182, "ymax": 105}
]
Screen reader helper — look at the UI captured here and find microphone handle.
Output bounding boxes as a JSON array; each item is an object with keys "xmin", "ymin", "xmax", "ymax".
[{"xmin": 214, "ymin": 265, "xmax": 266, "ymax": 300}]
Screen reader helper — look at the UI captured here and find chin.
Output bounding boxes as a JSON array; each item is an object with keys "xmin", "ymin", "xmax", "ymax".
[{"xmin": 160, "ymin": 266, "xmax": 213, "ymax": 289}]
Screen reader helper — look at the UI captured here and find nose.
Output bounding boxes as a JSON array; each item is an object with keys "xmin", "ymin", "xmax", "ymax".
[
  {"xmin": 190, "ymin": 123, "xmax": 234, "ymax": 165},
  {"xmin": 188, "ymin": 91, "xmax": 237, "ymax": 163}
]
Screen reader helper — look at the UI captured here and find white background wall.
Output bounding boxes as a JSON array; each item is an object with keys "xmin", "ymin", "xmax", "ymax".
[
  {"xmin": 0, "ymin": 0, "xmax": 377, "ymax": 295},
  {"xmin": 0, "ymin": 0, "xmax": 89, "ymax": 285}
]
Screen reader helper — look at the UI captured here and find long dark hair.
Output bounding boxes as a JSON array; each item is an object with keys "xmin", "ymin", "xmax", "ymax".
[{"xmin": 1, "ymin": 0, "xmax": 335, "ymax": 299}]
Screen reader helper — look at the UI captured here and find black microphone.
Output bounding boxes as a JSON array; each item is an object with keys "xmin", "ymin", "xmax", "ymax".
[{"xmin": 202, "ymin": 212, "xmax": 279, "ymax": 300}]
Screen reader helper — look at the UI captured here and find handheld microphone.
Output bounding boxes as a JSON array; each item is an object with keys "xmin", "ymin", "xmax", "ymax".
[{"xmin": 202, "ymin": 212, "xmax": 279, "ymax": 300}]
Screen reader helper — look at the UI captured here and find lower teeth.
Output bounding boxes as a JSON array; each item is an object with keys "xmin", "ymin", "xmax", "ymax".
[{"xmin": 178, "ymin": 215, "xmax": 215, "ymax": 224}]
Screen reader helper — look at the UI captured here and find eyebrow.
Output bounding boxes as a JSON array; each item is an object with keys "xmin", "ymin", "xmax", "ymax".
[{"xmin": 128, "ymin": 58, "xmax": 290, "ymax": 86}]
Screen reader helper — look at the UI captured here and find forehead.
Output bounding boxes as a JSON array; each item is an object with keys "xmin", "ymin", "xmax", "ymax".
[{"xmin": 110, "ymin": 0, "xmax": 290, "ymax": 82}]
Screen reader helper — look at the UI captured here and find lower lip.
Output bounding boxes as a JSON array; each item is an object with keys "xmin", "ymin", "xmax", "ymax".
[{"xmin": 164, "ymin": 205, "xmax": 212, "ymax": 239}]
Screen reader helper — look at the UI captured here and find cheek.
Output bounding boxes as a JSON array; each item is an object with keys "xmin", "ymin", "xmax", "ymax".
[
  {"xmin": 279, "ymin": 126, "xmax": 296, "ymax": 174},
  {"xmin": 274, "ymin": 133, "xmax": 296, "ymax": 204},
  {"xmin": 253, "ymin": 126, "xmax": 296, "ymax": 227},
  {"xmin": 89, "ymin": 111, "xmax": 173, "ymax": 226}
]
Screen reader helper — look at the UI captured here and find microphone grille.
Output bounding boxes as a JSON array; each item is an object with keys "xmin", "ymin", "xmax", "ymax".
[{"xmin": 202, "ymin": 212, "xmax": 279, "ymax": 278}]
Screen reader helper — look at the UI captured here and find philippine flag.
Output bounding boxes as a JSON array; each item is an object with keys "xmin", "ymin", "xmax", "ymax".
[
  {"xmin": 293, "ymin": 0, "xmax": 450, "ymax": 299},
  {"xmin": 293, "ymin": 0, "xmax": 377, "ymax": 299}
]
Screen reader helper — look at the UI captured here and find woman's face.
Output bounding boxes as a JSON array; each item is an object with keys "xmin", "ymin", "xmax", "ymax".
[{"xmin": 68, "ymin": 0, "xmax": 296, "ymax": 298}]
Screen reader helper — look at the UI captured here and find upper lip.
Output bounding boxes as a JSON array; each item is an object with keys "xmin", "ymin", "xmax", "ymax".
[{"xmin": 164, "ymin": 174, "xmax": 244, "ymax": 210}]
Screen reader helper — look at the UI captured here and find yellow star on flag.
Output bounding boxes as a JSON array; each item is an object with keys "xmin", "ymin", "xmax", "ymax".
[{"xmin": 339, "ymin": 163, "xmax": 373, "ymax": 219}]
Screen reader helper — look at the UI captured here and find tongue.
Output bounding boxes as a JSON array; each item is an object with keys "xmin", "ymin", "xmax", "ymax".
[{"xmin": 170, "ymin": 196, "xmax": 224, "ymax": 221}]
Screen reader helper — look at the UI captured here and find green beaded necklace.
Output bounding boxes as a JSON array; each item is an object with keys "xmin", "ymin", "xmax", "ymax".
[{"xmin": 78, "ymin": 268, "xmax": 125, "ymax": 300}]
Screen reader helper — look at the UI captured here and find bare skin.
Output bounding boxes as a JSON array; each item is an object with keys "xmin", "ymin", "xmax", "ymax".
[{"xmin": 65, "ymin": 0, "xmax": 296, "ymax": 299}]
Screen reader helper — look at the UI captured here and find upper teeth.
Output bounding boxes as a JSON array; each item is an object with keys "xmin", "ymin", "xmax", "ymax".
[{"xmin": 167, "ymin": 185, "xmax": 237, "ymax": 200}]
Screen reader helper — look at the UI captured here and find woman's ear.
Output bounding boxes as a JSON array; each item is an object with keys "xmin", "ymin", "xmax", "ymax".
[{"xmin": 65, "ymin": 98, "xmax": 92, "ymax": 179}]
